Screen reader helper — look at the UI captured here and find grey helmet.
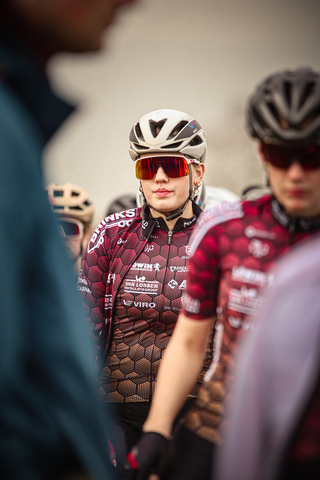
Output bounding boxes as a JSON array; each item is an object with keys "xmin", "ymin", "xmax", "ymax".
[
  {"xmin": 247, "ymin": 67, "xmax": 320, "ymax": 144},
  {"xmin": 106, "ymin": 194, "xmax": 137, "ymax": 216}
]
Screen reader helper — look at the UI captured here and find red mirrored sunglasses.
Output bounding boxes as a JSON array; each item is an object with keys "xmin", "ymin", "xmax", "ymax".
[
  {"xmin": 260, "ymin": 142, "xmax": 320, "ymax": 171},
  {"xmin": 136, "ymin": 155, "xmax": 199, "ymax": 180}
]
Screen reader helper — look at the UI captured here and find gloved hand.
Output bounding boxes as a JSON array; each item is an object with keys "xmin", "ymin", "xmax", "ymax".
[{"xmin": 126, "ymin": 432, "xmax": 169, "ymax": 480}]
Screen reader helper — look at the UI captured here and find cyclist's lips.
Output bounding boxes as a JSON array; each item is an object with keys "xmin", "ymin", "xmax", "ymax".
[
  {"xmin": 286, "ymin": 189, "xmax": 307, "ymax": 198},
  {"xmin": 155, "ymin": 189, "xmax": 171, "ymax": 197}
]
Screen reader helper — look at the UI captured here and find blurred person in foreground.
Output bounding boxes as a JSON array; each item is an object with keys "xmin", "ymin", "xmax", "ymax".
[
  {"xmin": 46, "ymin": 182, "xmax": 95, "ymax": 274},
  {"xmin": 127, "ymin": 67, "xmax": 320, "ymax": 480},
  {"xmin": 217, "ymin": 234, "xmax": 320, "ymax": 480},
  {"xmin": 0, "ymin": 0, "xmax": 138, "ymax": 479}
]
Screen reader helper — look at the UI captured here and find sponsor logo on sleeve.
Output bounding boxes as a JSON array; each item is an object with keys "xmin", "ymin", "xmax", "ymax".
[
  {"xmin": 105, "ymin": 294, "xmax": 113, "ymax": 311},
  {"xmin": 87, "ymin": 212, "xmax": 135, "ymax": 253},
  {"xmin": 249, "ymin": 239, "xmax": 270, "ymax": 258},
  {"xmin": 105, "ymin": 210, "xmax": 136, "ymax": 221},
  {"xmin": 228, "ymin": 315, "xmax": 253, "ymax": 331},
  {"xmin": 182, "ymin": 293, "xmax": 200, "ymax": 314},
  {"xmin": 245, "ymin": 226, "xmax": 276, "ymax": 240},
  {"xmin": 107, "ymin": 273, "xmax": 116, "ymax": 284},
  {"xmin": 228, "ymin": 286, "xmax": 264, "ymax": 316},
  {"xmin": 87, "ymin": 230, "xmax": 105, "ymax": 254},
  {"xmin": 77, "ymin": 277, "xmax": 90, "ymax": 293},
  {"xmin": 231, "ymin": 266, "xmax": 274, "ymax": 287}
]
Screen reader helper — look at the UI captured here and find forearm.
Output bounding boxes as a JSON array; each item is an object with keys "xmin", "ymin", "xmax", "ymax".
[
  {"xmin": 143, "ymin": 314, "xmax": 213, "ymax": 438},
  {"xmin": 144, "ymin": 345, "xmax": 204, "ymax": 437}
]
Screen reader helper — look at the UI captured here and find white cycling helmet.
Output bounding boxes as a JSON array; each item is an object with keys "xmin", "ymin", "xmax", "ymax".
[
  {"xmin": 46, "ymin": 182, "xmax": 94, "ymax": 226},
  {"xmin": 129, "ymin": 109, "xmax": 207, "ymax": 162},
  {"xmin": 203, "ymin": 185, "xmax": 240, "ymax": 209}
]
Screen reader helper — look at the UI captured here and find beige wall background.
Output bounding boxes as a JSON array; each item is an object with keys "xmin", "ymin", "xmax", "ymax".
[{"xmin": 45, "ymin": 0, "xmax": 320, "ymax": 226}]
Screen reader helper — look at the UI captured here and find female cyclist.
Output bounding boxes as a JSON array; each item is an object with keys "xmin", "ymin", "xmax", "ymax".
[{"xmin": 78, "ymin": 108, "xmax": 212, "ymax": 476}]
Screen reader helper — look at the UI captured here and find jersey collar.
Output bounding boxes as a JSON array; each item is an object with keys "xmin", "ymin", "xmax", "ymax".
[
  {"xmin": 271, "ymin": 196, "xmax": 320, "ymax": 231},
  {"xmin": 141, "ymin": 201, "xmax": 202, "ymax": 238}
]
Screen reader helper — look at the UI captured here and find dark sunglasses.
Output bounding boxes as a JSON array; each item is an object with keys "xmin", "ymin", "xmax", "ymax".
[
  {"xmin": 57, "ymin": 218, "xmax": 84, "ymax": 239},
  {"xmin": 136, "ymin": 155, "xmax": 198, "ymax": 180},
  {"xmin": 260, "ymin": 142, "xmax": 320, "ymax": 171}
]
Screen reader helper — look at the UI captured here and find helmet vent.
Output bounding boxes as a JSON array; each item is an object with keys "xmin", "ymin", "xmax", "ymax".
[
  {"xmin": 301, "ymin": 81, "xmax": 316, "ymax": 108},
  {"xmin": 70, "ymin": 206, "xmax": 82, "ymax": 211},
  {"xmin": 149, "ymin": 120, "xmax": 166, "ymax": 138},
  {"xmin": 168, "ymin": 120, "xmax": 189, "ymax": 140},
  {"xmin": 72, "ymin": 191, "xmax": 80, "ymax": 197},
  {"xmin": 135, "ymin": 123, "xmax": 145, "ymax": 141},
  {"xmin": 189, "ymin": 135, "xmax": 203, "ymax": 146},
  {"xmin": 267, "ymin": 101, "xmax": 283, "ymax": 125},
  {"xmin": 284, "ymin": 80, "xmax": 316, "ymax": 110},
  {"xmin": 53, "ymin": 190, "xmax": 63, "ymax": 197},
  {"xmin": 284, "ymin": 81, "xmax": 293, "ymax": 107},
  {"xmin": 133, "ymin": 143, "xmax": 148, "ymax": 151},
  {"xmin": 162, "ymin": 141, "xmax": 183, "ymax": 149}
]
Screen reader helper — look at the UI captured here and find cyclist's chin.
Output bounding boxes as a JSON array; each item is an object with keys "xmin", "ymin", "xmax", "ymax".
[
  {"xmin": 151, "ymin": 197, "xmax": 180, "ymax": 213},
  {"xmin": 284, "ymin": 201, "xmax": 320, "ymax": 218}
]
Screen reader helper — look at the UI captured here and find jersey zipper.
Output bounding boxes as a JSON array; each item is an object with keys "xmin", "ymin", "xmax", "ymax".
[{"xmin": 149, "ymin": 229, "xmax": 173, "ymax": 400}]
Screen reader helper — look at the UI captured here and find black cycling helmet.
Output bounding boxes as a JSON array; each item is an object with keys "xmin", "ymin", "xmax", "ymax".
[
  {"xmin": 106, "ymin": 194, "xmax": 137, "ymax": 216},
  {"xmin": 247, "ymin": 67, "xmax": 320, "ymax": 144}
]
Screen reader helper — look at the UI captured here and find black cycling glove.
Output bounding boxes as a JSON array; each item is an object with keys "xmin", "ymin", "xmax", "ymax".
[{"xmin": 126, "ymin": 432, "xmax": 169, "ymax": 480}]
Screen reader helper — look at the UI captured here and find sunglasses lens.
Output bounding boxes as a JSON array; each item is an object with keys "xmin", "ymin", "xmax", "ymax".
[
  {"xmin": 261, "ymin": 143, "xmax": 320, "ymax": 170},
  {"xmin": 136, "ymin": 158, "xmax": 153, "ymax": 180},
  {"xmin": 58, "ymin": 220, "xmax": 81, "ymax": 237},
  {"xmin": 136, "ymin": 156, "xmax": 190, "ymax": 180}
]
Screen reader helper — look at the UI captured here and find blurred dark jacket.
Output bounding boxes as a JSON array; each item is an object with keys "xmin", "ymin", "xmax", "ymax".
[{"xmin": 0, "ymin": 32, "xmax": 114, "ymax": 480}]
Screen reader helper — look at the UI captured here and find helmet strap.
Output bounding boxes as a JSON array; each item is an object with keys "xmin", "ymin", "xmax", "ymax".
[{"xmin": 139, "ymin": 182, "xmax": 146, "ymax": 203}]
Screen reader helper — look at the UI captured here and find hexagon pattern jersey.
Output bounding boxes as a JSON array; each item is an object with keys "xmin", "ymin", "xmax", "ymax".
[
  {"xmin": 180, "ymin": 195, "xmax": 320, "ymax": 445},
  {"xmin": 78, "ymin": 203, "xmax": 212, "ymax": 403}
]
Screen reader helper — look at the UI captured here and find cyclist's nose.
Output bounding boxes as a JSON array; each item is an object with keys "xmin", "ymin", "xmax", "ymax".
[
  {"xmin": 154, "ymin": 165, "xmax": 169, "ymax": 182},
  {"xmin": 287, "ymin": 160, "xmax": 306, "ymax": 180}
]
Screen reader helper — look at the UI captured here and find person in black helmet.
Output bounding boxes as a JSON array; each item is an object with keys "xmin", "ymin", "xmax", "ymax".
[
  {"xmin": 77, "ymin": 109, "xmax": 212, "ymax": 477},
  {"xmin": 126, "ymin": 67, "xmax": 320, "ymax": 480},
  {"xmin": 106, "ymin": 193, "xmax": 137, "ymax": 217}
]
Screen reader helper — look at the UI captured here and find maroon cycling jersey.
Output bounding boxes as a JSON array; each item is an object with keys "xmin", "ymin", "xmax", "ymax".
[
  {"xmin": 78, "ymin": 203, "xmax": 211, "ymax": 403},
  {"xmin": 181, "ymin": 194, "xmax": 320, "ymax": 444}
]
